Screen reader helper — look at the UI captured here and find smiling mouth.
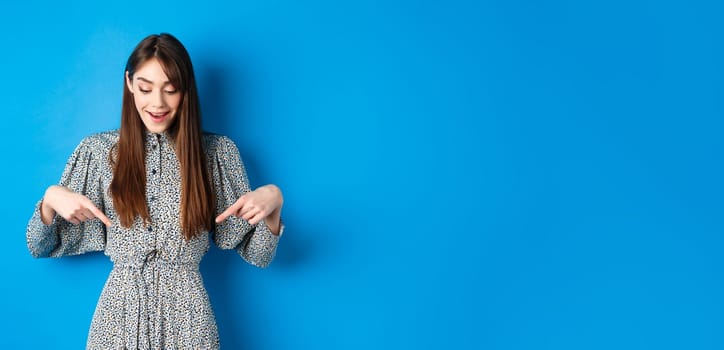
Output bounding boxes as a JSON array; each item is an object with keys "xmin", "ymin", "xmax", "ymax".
[{"xmin": 147, "ymin": 111, "xmax": 169, "ymax": 123}]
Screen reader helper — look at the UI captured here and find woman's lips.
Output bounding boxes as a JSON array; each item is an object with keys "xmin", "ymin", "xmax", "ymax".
[{"xmin": 147, "ymin": 111, "xmax": 169, "ymax": 123}]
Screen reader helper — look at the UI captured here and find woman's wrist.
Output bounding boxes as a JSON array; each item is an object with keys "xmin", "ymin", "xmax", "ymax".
[
  {"xmin": 40, "ymin": 186, "xmax": 58, "ymax": 225},
  {"xmin": 266, "ymin": 208, "xmax": 282, "ymax": 235},
  {"xmin": 261, "ymin": 184, "xmax": 283, "ymax": 235}
]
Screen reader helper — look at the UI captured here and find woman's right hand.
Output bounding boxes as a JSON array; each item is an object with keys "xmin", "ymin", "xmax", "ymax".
[{"xmin": 41, "ymin": 185, "xmax": 112, "ymax": 227}]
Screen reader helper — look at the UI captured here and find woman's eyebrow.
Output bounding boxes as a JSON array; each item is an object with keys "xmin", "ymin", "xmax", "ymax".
[
  {"xmin": 136, "ymin": 77, "xmax": 154, "ymax": 84},
  {"xmin": 136, "ymin": 76, "xmax": 172, "ymax": 85}
]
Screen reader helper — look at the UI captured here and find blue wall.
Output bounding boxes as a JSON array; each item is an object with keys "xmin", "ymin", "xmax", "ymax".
[{"xmin": 2, "ymin": 0, "xmax": 723, "ymax": 349}]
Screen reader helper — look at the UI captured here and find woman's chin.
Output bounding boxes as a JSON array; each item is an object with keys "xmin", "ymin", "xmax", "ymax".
[{"xmin": 141, "ymin": 119, "xmax": 174, "ymax": 134}]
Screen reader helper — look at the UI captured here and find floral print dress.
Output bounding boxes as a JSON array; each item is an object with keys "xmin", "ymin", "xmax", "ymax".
[{"xmin": 26, "ymin": 131, "xmax": 282, "ymax": 349}]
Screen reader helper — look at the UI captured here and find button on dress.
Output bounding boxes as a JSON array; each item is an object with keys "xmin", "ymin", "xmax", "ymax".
[{"xmin": 26, "ymin": 131, "xmax": 283, "ymax": 349}]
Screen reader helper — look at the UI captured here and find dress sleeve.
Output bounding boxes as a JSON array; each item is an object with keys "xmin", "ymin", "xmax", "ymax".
[
  {"xmin": 209, "ymin": 136, "xmax": 283, "ymax": 268},
  {"xmin": 26, "ymin": 137, "xmax": 107, "ymax": 258}
]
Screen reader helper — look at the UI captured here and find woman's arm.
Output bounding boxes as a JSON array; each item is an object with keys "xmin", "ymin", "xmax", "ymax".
[
  {"xmin": 27, "ymin": 134, "xmax": 111, "ymax": 258},
  {"xmin": 41, "ymin": 185, "xmax": 112, "ymax": 227},
  {"xmin": 216, "ymin": 184, "xmax": 283, "ymax": 235}
]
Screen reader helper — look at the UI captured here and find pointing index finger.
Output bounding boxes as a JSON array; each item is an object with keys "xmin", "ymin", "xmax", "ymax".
[
  {"xmin": 215, "ymin": 205, "xmax": 238, "ymax": 223},
  {"xmin": 215, "ymin": 194, "xmax": 249, "ymax": 223},
  {"xmin": 87, "ymin": 203, "xmax": 112, "ymax": 227}
]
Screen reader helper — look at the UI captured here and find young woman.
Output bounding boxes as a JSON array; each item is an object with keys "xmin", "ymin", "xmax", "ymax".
[{"xmin": 26, "ymin": 33, "xmax": 284, "ymax": 349}]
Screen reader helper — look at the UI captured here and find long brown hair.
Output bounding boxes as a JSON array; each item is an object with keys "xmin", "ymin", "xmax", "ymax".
[{"xmin": 110, "ymin": 33, "xmax": 215, "ymax": 240}]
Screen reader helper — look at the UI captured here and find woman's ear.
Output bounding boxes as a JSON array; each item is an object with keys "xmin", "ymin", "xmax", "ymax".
[{"xmin": 125, "ymin": 71, "xmax": 133, "ymax": 93}]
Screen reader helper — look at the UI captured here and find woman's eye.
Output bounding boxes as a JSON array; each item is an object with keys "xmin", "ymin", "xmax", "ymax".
[
  {"xmin": 165, "ymin": 90, "xmax": 178, "ymax": 94},
  {"xmin": 139, "ymin": 89, "xmax": 151, "ymax": 94}
]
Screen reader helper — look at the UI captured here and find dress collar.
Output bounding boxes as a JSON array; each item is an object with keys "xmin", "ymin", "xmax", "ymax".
[{"xmin": 144, "ymin": 130, "xmax": 171, "ymax": 143}]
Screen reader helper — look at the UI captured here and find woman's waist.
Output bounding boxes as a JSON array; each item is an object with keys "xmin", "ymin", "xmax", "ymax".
[{"xmin": 111, "ymin": 250, "xmax": 201, "ymax": 270}]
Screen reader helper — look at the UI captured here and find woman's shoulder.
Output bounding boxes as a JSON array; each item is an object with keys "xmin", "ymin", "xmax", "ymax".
[
  {"xmin": 202, "ymin": 132, "xmax": 237, "ymax": 153},
  {"xmin": 76, "ymin": 130, "xmax": 119, "ymax": 153}
]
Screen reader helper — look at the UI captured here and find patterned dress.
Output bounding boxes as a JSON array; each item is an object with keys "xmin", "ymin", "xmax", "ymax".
[{"xmin": 26, "ymin": 131, "xmax": 282, "ymax": 349}]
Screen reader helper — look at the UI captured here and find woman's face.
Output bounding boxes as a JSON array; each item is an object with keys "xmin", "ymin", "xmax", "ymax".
[{"xmin": 125, "ymin": 58, "xmax": 181, "ymax": 134}]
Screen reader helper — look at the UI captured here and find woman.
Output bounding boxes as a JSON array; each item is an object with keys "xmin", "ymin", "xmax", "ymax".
[{"xmin": 26, "ymin": 33, "xmax": 284, "ymax": 349}]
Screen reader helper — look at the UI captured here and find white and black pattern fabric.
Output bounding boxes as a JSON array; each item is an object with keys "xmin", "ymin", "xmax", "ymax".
[{"xmin": 26, "ymin": 130, "xmax": 283, "ymax": 349}]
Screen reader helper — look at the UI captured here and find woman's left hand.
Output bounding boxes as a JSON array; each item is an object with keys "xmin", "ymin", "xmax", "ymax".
[{"xmin": 215, "ymin": 184, "xmax": 283, "ymax": 226}]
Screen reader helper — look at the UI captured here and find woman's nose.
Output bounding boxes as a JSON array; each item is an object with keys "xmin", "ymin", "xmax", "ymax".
[{"xmin": 151, "ymin": 91, "xmax": 165, "ymax": 108}]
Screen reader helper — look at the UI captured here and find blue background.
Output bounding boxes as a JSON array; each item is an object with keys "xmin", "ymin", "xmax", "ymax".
[{"xmin": 1, "ymin": 0, "xmax": 723, "ymax": 349}]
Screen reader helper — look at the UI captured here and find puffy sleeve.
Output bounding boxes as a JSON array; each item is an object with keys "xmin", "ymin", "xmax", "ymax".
[
  {"xmin": 26, "ymin": 136, "xmax": 107, "ymax": 258},
  {"xmin": 209, "ymin": 135, "xmax": 282, "ymax": 268}
]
